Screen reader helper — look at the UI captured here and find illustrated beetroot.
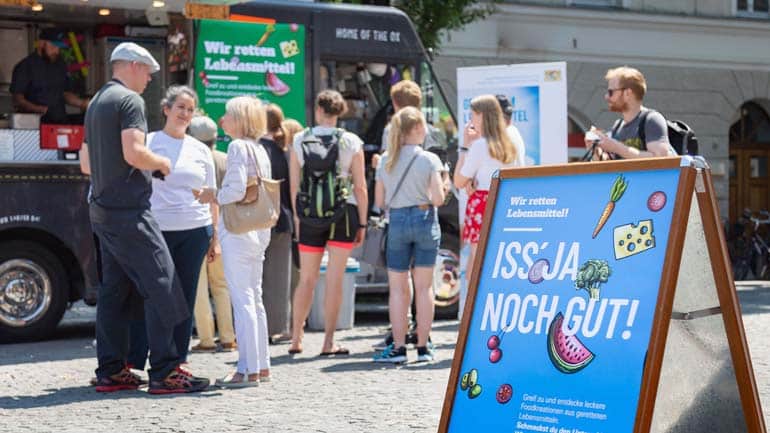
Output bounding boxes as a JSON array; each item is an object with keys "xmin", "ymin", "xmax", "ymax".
[
  {"xmin": 547, "ymin": 312, "xmax": 594, "ymax": 374},
  {"xmin": 647, "ymin": 191, "xmax": 667, "ymax": 212}
]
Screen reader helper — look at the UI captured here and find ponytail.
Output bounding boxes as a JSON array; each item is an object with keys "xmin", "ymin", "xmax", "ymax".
[{"xmin": 385, "ymin": 114, "xmax": 404, "ymax": 173}]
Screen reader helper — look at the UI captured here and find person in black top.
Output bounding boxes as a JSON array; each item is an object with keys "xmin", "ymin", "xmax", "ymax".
[
  {"xmin": 260, "ymin": 103, "xmax": 294, "ymax": 343},
  {"xmin": 84, "ymin": 42, "xmax": 208, "ymax": 394},
  {"xmin": 10, "ymin": 28, "xmax": 89, "ymax": 124}
]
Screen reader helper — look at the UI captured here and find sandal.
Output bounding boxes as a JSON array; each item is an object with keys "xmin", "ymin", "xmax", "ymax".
[
  {"xmin": 215, "ymin": 372, "xmax": 259, "ymax": 388},
  {"xmin": 319, "ymin": 346, "xmax": 350, "ymax": 356}
]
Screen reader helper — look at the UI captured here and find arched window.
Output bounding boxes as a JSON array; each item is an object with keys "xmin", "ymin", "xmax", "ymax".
[{"xmin": 730, "ymin": 101, "xmax": 770, "ymax": 147}]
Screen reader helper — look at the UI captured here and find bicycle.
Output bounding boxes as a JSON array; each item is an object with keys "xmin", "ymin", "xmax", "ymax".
[{"xmin": 727, "ymin": 209, "xmax": 770, "ymax": 280}]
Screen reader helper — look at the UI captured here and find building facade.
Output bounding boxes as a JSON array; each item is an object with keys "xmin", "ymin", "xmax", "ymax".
[{"xmin": 433, "ymin": 0, "xmax": 770, "ymax": 221}]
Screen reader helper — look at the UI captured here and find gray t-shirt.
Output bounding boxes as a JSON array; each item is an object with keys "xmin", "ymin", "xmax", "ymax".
[
  {"xmin": 375, "ymin": 145, "xmax": 443, "ymax": 209},
  {"xmin": 609, "ymin": 108, "xmax": 670, "ymax": 158},
  {"xmin": 85, "ymin": 79, "xmax": 149, "ymax": 209}
]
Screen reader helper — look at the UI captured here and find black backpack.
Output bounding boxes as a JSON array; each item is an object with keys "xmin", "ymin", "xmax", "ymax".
[
  {"xmin": 296, "ymin": 128, "xmax": 349, "ymax": 227},
  {"xmin": 613, "ymin": 109, "xmax": 699, "ymax": 156}
]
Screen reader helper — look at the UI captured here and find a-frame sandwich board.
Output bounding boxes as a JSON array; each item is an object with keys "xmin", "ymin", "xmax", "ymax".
[{"xmin": 439, "ymin": 156, "xmax": 765, "ymax": 433}]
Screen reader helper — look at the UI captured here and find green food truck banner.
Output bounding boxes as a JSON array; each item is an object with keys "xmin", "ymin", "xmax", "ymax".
[{"xmin": 194, "ymin": 19, "xmax": 306, "ymax": 144}]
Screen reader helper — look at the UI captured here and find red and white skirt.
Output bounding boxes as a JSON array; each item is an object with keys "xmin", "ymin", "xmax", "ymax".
[{"xmin": 462, "ymin": 190, "xmax": 489, "ymax": 244}]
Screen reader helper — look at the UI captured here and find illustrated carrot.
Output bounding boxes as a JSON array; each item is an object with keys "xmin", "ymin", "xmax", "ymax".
[
  {"xmin": 592, "ymin": 175, "xmax": 628, "ymax": 238},
  {"xmin": 256, "ymin": 24, "xmax": 275, "ymax": 47}
]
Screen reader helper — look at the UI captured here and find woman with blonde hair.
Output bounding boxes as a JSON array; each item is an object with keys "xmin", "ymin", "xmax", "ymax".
[
  {"xmin": 196, "ymin": 96, "xmax": 272, "ymax": 386},
  {"xmin": 372, "ymin": 106, "xmax": 446, "ymax": 363},
  {"xmin": 453, "ymin": 94, "xmax": 519, "ymax": 286}
]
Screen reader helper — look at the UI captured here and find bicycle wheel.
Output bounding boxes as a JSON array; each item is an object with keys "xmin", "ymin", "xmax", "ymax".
[{"xmin": 734, "ymin": 258, "xmax": 750, "ymax": 280}]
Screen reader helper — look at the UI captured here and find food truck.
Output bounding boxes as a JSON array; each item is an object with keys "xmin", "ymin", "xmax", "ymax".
[{"xmin": 0, "ymin": 0, "xmax": 459, "ymax": 342}]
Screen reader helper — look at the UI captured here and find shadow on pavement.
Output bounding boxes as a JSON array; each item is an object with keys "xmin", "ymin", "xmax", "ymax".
[
  {"xmin": 736, "ymin": 284, "xmax": 770, "ymax": 315},
  {"xmin": 0, "ymin": 337, "xmax": 96, "ymax": 366},
  {"xmin": 0, "ymin": 386, "xmax": 224, "ymax": 410},
  {"xmin": 320, "ymin": 357, "xmax": 453, "ymax": 373}
]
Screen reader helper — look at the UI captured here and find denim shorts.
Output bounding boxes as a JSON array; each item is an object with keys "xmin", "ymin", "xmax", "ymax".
[{"xmin": 386, "ymin": 205, "xmax": 440, "ymax": 272}]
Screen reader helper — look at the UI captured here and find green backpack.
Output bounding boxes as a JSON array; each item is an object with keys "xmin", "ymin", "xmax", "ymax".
[{"xmin": 295, "ymin": 128, "xmax": 350, "ymax": 228}]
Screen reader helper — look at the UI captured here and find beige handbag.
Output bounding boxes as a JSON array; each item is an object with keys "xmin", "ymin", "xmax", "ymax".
[{"xmin": 222, "ymin": 140, "xmax": 282, "ymax": 234}]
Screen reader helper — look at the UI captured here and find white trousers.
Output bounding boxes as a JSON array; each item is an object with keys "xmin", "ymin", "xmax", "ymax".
[{"xmin": 221, "ymin": 226, "xmax": 271, "ymax": 374}]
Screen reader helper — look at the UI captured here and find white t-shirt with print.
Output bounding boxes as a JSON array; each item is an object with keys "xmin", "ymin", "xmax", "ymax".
[
  {"xmin": 459, "ymin": 136, "xmax": 520, "ymax": 191},
  {"xmin": 148, "ymin": 131, "xmax": 215, "ymax": 231},
  {"xmin": 292, "ymin": 126, "xmax": 363, "ymax": 205}
]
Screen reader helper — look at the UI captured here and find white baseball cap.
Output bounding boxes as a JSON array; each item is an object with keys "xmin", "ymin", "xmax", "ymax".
[{"xmin": 110, "ymin": 42, "xmax": 160, "ymax": 73}]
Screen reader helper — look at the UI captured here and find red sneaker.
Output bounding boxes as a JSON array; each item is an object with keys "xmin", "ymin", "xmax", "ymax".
[
  {"xmin": 94, "ymin": 365, "xmax": 146, "ymax": 392},
  {"xmin": 148, "ymin": 366, "xmax": 210, "ymax": 395}
]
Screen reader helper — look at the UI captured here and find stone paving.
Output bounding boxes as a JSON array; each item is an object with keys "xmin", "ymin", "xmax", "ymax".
[{"xmin": 1, "ymin": 281, "xmax": 770, "ymax": 432}]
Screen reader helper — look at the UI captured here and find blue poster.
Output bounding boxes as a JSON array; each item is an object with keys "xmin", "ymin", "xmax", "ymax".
[
  {"xmin": 447, "ymin": 167, "xmax": 682, "ymax": 433},
  {"xmin": 508, "ymin": 86, "xmax": 540, "ymax": 165}
]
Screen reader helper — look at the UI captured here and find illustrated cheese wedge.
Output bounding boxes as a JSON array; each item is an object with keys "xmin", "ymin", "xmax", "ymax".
[
  {"xmin": 280, "ymin": 40, "xmax": 299, "ymax": 58},
  {"xmin": 613, "ymin": 219, "xmax": 655, "ymax": 260}
]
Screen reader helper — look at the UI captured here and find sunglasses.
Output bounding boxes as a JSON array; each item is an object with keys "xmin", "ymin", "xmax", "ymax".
[{"xmin": 606, "ymin": 87, "xmax": 627, "ymax": 97}]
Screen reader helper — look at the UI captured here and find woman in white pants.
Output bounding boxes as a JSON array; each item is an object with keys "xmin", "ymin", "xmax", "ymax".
[{"xmin": 196, "ymin": 96, "xmax": 271, "ymax": 387}]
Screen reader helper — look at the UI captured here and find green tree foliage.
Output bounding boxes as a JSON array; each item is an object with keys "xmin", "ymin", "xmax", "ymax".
[{"xmin": 320, "ymin": 0, "xmax": 499, "ymax": 52}]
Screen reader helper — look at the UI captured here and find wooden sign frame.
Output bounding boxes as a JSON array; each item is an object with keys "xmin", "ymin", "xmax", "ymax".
[{"xmin": 438, "ymin": 157, "xmax": 766, "ymax": 433}]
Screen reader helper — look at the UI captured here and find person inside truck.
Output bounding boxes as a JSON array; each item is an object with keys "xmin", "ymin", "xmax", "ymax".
[{"xmin": 10, "ymin": 28, "xmax": 90, "ymax": 125}]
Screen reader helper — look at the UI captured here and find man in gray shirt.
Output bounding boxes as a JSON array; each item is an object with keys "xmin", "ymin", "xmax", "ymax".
[
  {"xmin": 84, "ymin": 42, "xmax": 208, "ymax": 394},
  {"xmin": 585, "ymin": 66, "xmax": 672, "ymax": 160}
]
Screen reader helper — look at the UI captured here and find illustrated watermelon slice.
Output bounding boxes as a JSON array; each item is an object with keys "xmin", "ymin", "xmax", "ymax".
[
  {"xmin": 547, "ymin": 312, "xmax": 595, "ymax": 374},
  {"xmin": 265, "ymin": 71, "xmax": 290, "ymax": 96}
]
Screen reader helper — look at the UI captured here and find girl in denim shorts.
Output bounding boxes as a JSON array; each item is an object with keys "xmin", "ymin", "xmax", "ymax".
[{"xmin": 372, "ymin": 107, "xmax": 448, "ymax": 363}]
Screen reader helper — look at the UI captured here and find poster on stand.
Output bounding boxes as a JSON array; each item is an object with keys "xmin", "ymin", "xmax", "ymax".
[
  {"xmin": 194, "ymin": 19, "xmax": 306, "ymax": 148},
  {"xmin": 456, "ymin": 62, "xmax": 567, "ymax": 166}
]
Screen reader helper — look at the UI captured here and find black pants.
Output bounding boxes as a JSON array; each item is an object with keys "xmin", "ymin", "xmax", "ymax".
[
  {"xmin": 91, "ymin": 207, "xmax": 188, "ymax": 382},
  {"xmin": 127, "ymin": 225, "xmax": 213, "ymax": 369}
]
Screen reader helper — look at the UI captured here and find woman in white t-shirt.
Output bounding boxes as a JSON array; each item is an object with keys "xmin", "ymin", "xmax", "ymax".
[
  {"xmin": 288, "ymin": 90, "xmax": 368, "ymax": 356},
  {"xmin": 453, "ymin": 94, "xmax": 520, "ymax": 287},
  {"xmin": 127, "ymin": 85, "xmax": 216, "ymax": 371}
]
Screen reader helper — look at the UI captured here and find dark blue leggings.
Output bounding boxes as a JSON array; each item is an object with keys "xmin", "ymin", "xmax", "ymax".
[{"xmin": 127, "ymin": 225, "xmax": 213, "ymax": 369}]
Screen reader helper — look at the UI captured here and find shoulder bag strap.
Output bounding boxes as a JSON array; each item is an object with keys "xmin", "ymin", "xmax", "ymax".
[
  {"xmin": 385, "ymin": 152, "xmax": 420, "ymax": 211},
  {"xmin": 245, "ymin": 139, "xmax": 262, "ymax": 180},
  {"xmin": 637, "ymin": 109, "xmax": 651, "ymax": 150}
]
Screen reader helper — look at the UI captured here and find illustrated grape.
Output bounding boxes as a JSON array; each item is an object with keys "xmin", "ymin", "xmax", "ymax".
[
  {"xmin": 487, "ymin": 335, "xmax": 500, "ymax": 350},
  {"xmin": 489, "ymin": 348, "xmax": 502, "ymax": 364}
]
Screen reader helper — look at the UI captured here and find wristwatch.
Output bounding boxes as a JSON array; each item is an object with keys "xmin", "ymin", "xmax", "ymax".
[
  {"xmin": 459, "ymin": 146, "xmax": 470, "ymax": 153},
  {"xmin": 359, "ymin": 223, "xmax": 367, "ymax": 229}
]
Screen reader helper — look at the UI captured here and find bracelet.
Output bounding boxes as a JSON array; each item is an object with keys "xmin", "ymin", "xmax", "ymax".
[
  {"xmin": 359, "ymin": 223, "xmax": 367, "ymax": 229},
  {"xmin": 459, "ymin": 147, "xmax": 470, "ymax": 153}
]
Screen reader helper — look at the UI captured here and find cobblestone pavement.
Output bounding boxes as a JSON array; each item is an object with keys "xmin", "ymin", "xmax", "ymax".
[{"xmin": 1, "ymin": 282, "xmax": 770, "ymax": 432}]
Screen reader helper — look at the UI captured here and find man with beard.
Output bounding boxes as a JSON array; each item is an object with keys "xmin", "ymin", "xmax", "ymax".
[
  {"xmin": 584, "ymin": 66, "xmax": 672, "ymax": 160},
  {"xmin": 10, "ymin": 28, "xmax": 89, "ymax": 124}
]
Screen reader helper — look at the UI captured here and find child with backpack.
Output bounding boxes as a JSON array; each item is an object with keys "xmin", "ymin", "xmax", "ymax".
[{"xmin": 288, "ymin": 90, "xmax": 368, "ymax": 356}]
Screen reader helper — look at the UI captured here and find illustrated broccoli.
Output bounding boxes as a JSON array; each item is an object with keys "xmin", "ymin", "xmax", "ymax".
[{"xmin": 575, "ymin": 259, "xmax": 611, "ymax": 299}]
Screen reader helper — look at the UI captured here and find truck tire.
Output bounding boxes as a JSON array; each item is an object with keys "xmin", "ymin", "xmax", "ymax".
[{"xmin": 0, "ymin": 241, "xmax": 68, "ymax": 343}]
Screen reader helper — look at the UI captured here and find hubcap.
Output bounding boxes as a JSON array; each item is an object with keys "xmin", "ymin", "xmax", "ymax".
[{"xmin": 0, "ymin": 259, "xmax": 52, "ymax": 327}]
